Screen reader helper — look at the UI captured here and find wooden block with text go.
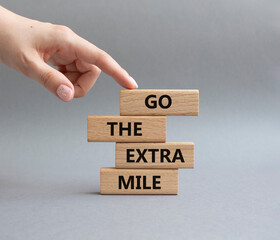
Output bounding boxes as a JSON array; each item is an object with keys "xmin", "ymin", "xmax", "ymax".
[
  {"xmin": 115, "ymin": 142, "xmax": 194, "ymax": 169},
  {"xmin": 100, "ymin": 168, "xmax": 178, "ymax": 194},
  {"xmin": 120, "ymin": 89, "xmax": 199, "ymax": 116},
  {"xmin": 87, "ymin": 116, "xmax": 166, "ymax": 142}
]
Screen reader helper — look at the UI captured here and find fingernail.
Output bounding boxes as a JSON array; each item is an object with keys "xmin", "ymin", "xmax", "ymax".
[
  {"xmin": 56, "ymin": 84, "xmax": 73, "ymax": 102},
  {"xmin": 130, "ymin": 76, "xmax": 138, "ymax": 88}
]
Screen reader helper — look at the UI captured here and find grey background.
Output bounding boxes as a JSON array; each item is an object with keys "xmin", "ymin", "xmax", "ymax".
[{"xmin": 0, "ymin": 0, "xmax": 279, "ymax": 239}]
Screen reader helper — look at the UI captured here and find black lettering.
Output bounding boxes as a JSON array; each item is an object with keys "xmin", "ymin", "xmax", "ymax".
[
  {"xmin": 119, "ymin": 176, "xmax": 134, "ymax": 189},
  {"xmin": 134, "ymin": 122, "xmax": 142, "ymax": 136},
  {"xmin": 160, "ymin": 149, "xmax": 171, "ymax": 162},
  {"xmin": 143, "ymin": 176, "xmax": 151, "ymax": 189},
  {"xmin": 107, "ymin": 122, "xmax": 118, "ymax": 136},
  {"xmin": 153, "ymin": 176, "xmax": 161, "ymax": 189},
  {"xmin": 148, "ymin": 149, "xmax": 159, "ymax": 163},
  {"xmin": 145, "ymin": 95, "xmax": 157, "ymax": 108},
  {"xmin": 136, "ymin": 176, "xmax": 141, "ymax": 189},
  {"xmin": 172, "ymin": 149, "xmax": 185, "ymax": 162},
  {"xmin": 136, "ymin": 149, "xmax": 147, "ymax": 162},
  {"xmin": 126, "ymin": 149, "xmax": 135, "ymax": 162},
  {"xmin": 159, "ymin": 95, "xmax": 172, "ymax": 109},
  {"xmin": 119, "ymin": 122, "xmax": 131, "ymax": 136}
]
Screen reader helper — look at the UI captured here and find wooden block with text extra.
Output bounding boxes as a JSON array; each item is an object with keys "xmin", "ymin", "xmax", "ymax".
[
  {"xmin": 100, "ymin": 168, "xmax": 178, "ymax": 195},
  {"xmin": 120, "ymin": 89, "xmax": 199, "ymax": 116},
  {"xmin": 115, "ymin": 142, "xmax": 194, "ymax": 169}
]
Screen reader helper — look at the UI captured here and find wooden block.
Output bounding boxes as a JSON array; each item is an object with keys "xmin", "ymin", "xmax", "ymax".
[
  {"xmin": 115, "ymin": 142, "xmax": 194, "ymax": 169},
  {"xmin": 87, "ymin": 116, "xmax": 166, "ymax": 142},
  {"xmin": 120, "ymin": 89, "xmax": 199, "ymax": 116},
  {"xmin": 100, "ymin": 168, "xmax": 178, "ymax": 195}
]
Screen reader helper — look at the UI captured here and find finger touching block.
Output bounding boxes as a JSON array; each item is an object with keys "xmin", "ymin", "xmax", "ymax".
[
  {"xmin": 120, "ymin": 89, "xmax": 199, "ymax": 116},
  {"xmin": 87, "ymin": 116, "xmax": 166, "ymax": 142},
  {"xmin": 100, "ymin": 168, "xmax": 178, "ymax": 195},
  {"xmin": 115, "ymin": 142, "xmax": 194, "ymax": 169}
]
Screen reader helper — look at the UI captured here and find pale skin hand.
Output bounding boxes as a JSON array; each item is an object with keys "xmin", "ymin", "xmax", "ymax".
[{"xmin": 0, "ymin": 6, "xmax": 138, "ymax": 102}]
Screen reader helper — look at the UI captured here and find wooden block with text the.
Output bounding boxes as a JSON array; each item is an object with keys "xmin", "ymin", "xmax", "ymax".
[
  {"xmin": 115, "ymin": 142, "xmax": 194, "ymax": 169},
  {"xmin": 100, "ymin": 168, "xmax": 178, "ymax": 195},
  {"xmin": 120, "ymin": 89, "xmax": 199, "ymax": 116},
  {"xmin": 87, "ymin": 116, "xmax": 166, "ymax": 142}
]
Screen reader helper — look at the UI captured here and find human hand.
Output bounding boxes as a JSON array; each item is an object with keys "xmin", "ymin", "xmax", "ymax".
[{"xmin": 0, "ymin": 6, "xmax": 138, "ymax": 102}]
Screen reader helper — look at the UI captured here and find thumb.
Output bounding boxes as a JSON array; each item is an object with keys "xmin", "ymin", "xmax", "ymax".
[{"xmin": 30, "ymin": 60, "xmax": 74, "ymax": 102}]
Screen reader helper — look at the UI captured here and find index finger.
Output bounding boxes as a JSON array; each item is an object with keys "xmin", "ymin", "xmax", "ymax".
[{"xmin": 73, "ymin": 35, "xmax": 138, "ymax": 89}]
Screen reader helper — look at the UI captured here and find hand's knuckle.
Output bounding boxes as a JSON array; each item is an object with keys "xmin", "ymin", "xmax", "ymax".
[
  {"xmin": 43, "ymin": 22, "xmax": 53, "ymax": 28},
  {"xmin": 17, "ymin": 51, "xmax": 36, "ymax": 76},
  {"xmin": 96, "ymin": 50, "xmax": 112, "ymax": 67},
  {"xmin": 78, "ymin": 88, "xmax": 87, "ymax": 97},
  {"xmin": 99, "ymin": 50, "xmax": 110, "ymax": 61},
  {"xmin": 40, "ymin": 71, "xmax": 54, "ymax": 88},
  {"xmin": 54, "ymin": 24, "xmax": 72, "ymax": 33},
  {"xmin": 90, "ymin": 65, "xmax": 101, "ymax": 73},
  {"xmin": 53, "ymin": 25, "xmax": 73, "ymax": 43}
]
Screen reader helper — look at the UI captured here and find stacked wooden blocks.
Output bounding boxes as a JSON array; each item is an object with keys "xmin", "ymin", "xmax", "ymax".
[{"xmin": 87, "ymin": 89, "xmax": 199, "ymax": 194}]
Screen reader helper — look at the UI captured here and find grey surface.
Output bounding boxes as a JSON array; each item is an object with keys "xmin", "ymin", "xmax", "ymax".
[{"xmin": 0, "ymin": 0, "xmax": 279, "ymax": 239}]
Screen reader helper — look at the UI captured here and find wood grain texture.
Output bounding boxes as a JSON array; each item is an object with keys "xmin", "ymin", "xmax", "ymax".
[
  {"xmin": 120, "ymin": 89, "xmax": 199, "ymax": 116},
  {"xmin": 87, "ymin": 116, "xmax": 166, "ymax": 142},
  {"xmin": 100, "ymin": 168, "xmax": 178, "ymax": 195},
  {"xmin": 115, "ymin": 142, "xmax": 194, "ymax": 169}
]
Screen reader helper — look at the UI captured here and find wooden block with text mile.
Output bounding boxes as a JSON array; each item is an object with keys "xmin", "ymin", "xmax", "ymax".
[
  {"xmin": 87, "ymin": 116, "xmax": 166, "ymax": 142},
  {"xmin": 116, "ymin": 142, "xmax": 194, "ymax": 169},
  {"xmin": 120, "ymin": 89, "xmax": 199, "ymax": 116},
  {"xmin": 100, "ymin": 168, "xmax": 178, "ymax": 194}
]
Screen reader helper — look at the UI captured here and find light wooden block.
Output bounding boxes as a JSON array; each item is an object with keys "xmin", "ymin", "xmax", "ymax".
[
  {"xmin": 87, "ymin": 116, "xmax": 166, "ymax": 142},
  {"xmin": 120, "ymin": 89, "xmax": 199, "ymax": 116},
  {"xmin": 115, "ymin": 142, "xmax": 194, "ymax": 169},
  {"xmin": 100, "ymin": 168, "xmax": 178, "ymax": 195}
]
